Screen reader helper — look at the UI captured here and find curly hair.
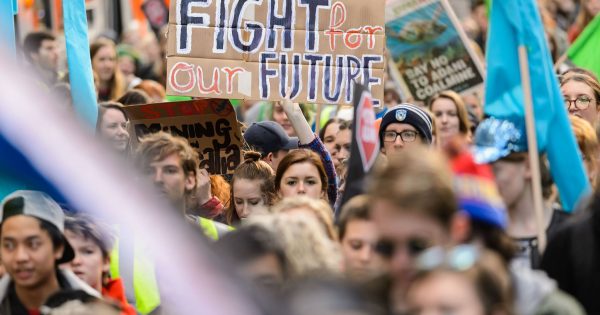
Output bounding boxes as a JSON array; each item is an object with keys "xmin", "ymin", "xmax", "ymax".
[{"xmin": 135, "ymin": 131, "xmax": 198, "ymax": 178}]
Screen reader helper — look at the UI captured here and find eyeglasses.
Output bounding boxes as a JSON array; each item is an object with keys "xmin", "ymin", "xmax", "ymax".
[
  {"xmin": 375, "ymin": 237, "xmax": 431, "ymax": 258},
  {"xmin": 415, "ymin": 244, "xmax": 479, "ymax": 272},
  {"xmin": 564, "ymin": 96, "xmax": 594, "ymax": 110},
  {"xmin": 383, "ymin": 130, "xmax": 418, "ymax": 143}
]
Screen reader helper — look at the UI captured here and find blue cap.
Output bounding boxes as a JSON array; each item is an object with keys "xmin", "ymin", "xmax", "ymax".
[
  {"xmin": 472, "ymin": 118, "xmax": 528, "ymax": 164},
  {"xmin": 244, "ymin": 121, "xmax": 298, "ymax": 155}
]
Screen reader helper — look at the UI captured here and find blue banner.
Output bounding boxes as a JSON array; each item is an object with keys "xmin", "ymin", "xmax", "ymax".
[
  {"xmin": 63, "ymin": 0, "xmax": 98, "ymax": 127},
  {"xmin": 0, "ymin": 0, "xmax": 16, "ymax": 57},
  {"xmin": 485, "ymin": 0, "xmax": 590, "ymax": 211},
  {"xmin": 12, "ymin": 0, "xmax": 18, "ymax": 14}
]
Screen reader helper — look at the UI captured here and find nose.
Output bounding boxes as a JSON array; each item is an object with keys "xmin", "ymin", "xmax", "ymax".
[
  {"xmin": 15, "ymin": 245, "xmax": 29, "ymax": 262},
  {"xmin": 71, "ymin": 254, "xmax": 82, "ymax": 266},
  {"xmin": 238, "ymin": 203, "xmax": 249, "ymax": 218},
  {"xmin": 153, "ymin": 169, "xmax": 163, "ymax": 184},
  {"xmin": 440, "ymin": 113, "xmax": 448, "ymax": 123},
  {"xmin": 394, "ymin": 135, "xmax": 405, "ymax": 147},
  {"xmin": 359, "ymin": 245, "xmax": 373, "ymax": 263},
  {"xmin": 297, "ymin": 181, "xmax": 306, "ymax": 194},
  {"xmin": 389, "ymin": 246, "xmax": 412, "ymax": 278}
]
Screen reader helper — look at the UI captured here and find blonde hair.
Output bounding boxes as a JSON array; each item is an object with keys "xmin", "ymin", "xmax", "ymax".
[
  {"xmin": 570, "ymin": 116, "xmax": 599, "ymax": 188},
  {"xmin": 90, "ymin": 38, "xmax": 126, "ymax": 101},
  {"xmin": 245, "ymin": 213, "xmax": 342, "ymax": 278},
  {"xmin": 428, "ymin": 90, "xmax": 472, "ymax": 137},
  {"xmin": 271, "ymin": 196, "xmax": 337, "ymax": 241}
]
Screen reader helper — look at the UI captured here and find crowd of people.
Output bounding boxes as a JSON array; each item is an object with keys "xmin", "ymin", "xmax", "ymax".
[{"xmin": 2, "ymin": 0, "xmax": 600, "ymax": 314}]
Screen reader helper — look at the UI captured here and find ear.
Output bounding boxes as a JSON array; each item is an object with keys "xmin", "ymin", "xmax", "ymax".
[
  {"xmin": 185, "ymin": 171, "xmax": 197, "ymax": 192},
  {"xmin": 102, "ymin": 256, "xmax": 111, "ymax": 274},
  {"xmin": 523, "ymin": 156, "xmax": 533, "ymax": 180},
  {"xmin": 449, "ymin": 211, "xmax": 471, "ymax": 244},
  {"xmin": 54, "ymin": 243, "xmax": 65, "ymax": 261}
]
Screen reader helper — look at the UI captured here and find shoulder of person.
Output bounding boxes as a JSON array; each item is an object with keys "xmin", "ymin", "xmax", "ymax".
[
  {"xmin": 535, "ymin": 289, "xmax": 586, "ymax": 315},
  {"xmin": 59, "ymin": 269, "xmax": 102, "ymax": 298}
]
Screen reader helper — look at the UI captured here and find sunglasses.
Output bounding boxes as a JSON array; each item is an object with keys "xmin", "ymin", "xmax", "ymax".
[
  {"xmin": 415, "ymin": 244, "xmax": 480, "ymax": 272},
  {"xmin": 375, "ymin": 237, "xmax": 431, "ymax": 258}
]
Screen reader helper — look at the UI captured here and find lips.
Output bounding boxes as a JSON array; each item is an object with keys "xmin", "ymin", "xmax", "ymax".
[{"xmin": 14, "ymin": 269, "xmax": 34, "ymax": 281}]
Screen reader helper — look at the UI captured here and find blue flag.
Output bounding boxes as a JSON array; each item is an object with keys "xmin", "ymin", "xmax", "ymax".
[
  {"xmin": 0, "ymin": 0, "xmax": 16, "ymax": 57},
  {"xmin": 485, "ymin": 0, "xmax": 590, "ymax": 211},
  {"xmin": 63, "ymin": 0, "xmax": 98, "ymax": 127}
]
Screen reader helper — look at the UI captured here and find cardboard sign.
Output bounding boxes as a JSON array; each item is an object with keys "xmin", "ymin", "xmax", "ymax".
[
  {"xmin": 385, "ymin": 0, "xmax": 484, "ymax": 102},
  {"xmin": 166, "ymin": 0, "xmax": 386, "ymax": 106},
  {"xmin": 124, "ymin": 99, "xmax": 243, "ymax": 175}
]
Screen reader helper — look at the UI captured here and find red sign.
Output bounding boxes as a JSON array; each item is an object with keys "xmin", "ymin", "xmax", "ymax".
[{"xmin": 356, "ymin": 91, "xmax": 379, "ymax": 172}]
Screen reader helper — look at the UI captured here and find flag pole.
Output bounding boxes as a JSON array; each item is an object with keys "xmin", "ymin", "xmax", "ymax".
[{"xmin": 518, "ymin": 45, "xmax": 547, "ymax": 251}]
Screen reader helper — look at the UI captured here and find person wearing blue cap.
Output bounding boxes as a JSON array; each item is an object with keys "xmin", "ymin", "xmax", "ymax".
[
  {"xmin": 378, "ymin": 104, "xmax": 434, "ymax": 156},
  {"xmin": 244, "ymin": 121, "xmax": 299, "ymax": 172},
  {"xmin": 472, "ymin": 118, "xmax": 570, "ymax": 270}
]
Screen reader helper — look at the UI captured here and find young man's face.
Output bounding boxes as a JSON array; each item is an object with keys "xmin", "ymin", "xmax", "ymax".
[
  {"xmin": 1, "ymin": 215, "xmax": 63, "ymax": 289},
  {"xmin": 145, "ymin": 152, "xmax": 196, "ymax": 208},
  {"xmin": 382, "ymin": 123, "xmax": 424, "ymax": 155},
  {"xmin": 340, "ymin": 219, "xmax": 388, "ymax": 279},
  {"xmin": 370, "ymin": 199, "xmax": 448, "ymax": 289},
  {"xmin": 33, "ymin": 39, "xmax": 58, "ymax": 71}
]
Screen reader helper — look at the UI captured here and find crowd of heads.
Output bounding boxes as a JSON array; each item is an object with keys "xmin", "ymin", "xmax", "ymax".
[{"xmin": 3, "ymin": 1, "xmax": 600, "ymax": 314}]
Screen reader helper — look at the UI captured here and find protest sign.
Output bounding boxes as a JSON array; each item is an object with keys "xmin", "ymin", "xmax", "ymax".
[
  {"xmin": 166, "ymin": 0, "xmax": 386, "ymax": 106},
  {"xmin": 124, "ymin": 99, "xmax": 243, "ymax": 175},
  {"xmin": 385, "ymin": 0, "xmax": 484, "ymax": 102}
]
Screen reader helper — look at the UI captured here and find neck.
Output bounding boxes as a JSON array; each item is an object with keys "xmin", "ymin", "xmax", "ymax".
[
  {"xmin": 15, "ymin": 271, "xmax": 60, "ymax": 310},
  {"xmin": 507, "ymin": 183, "xmax": 553, "ymax": 238}
]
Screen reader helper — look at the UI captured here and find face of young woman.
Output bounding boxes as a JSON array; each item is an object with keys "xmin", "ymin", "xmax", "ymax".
[
  {"xmin": 431, "ymin": 98, "xmax": 460, "ymax": 143},
  {"xmin": 279, "ymin": 162, "xmax": 324, "ymax": 199},
  {"xmin": 92, "ymin": 45, "xmax": 117, "ymax": 83},
  {"xmin": 272, "ymin": 103, "xmax": 295, "ymax": 136},
  {"xmin": 322, "ymin": 122, "xmax": 340, "ymax": 167},
  {"xmin": 99, "ymin": 108, "xmax": 130, "ymax": 152},
  {"xmin": 562, "ymin": 80, "xmax": 598, "ymax": 127},
  {"xmin": 233, "ymin": 178, "xmax": 268, "ymax": 219}
]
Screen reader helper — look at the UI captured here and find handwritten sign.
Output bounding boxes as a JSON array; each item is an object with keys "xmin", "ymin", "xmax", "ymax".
[
  {"xmin": 166, "ymin": 0, "xmax": 386, "ymax": 106},
  {"xmin": 124, "ymin": 99, "xmax": 242, "ymax": 175},
  {"xmin": 385, "ymin": 0, "xmax": 484, "ymax": 102}
]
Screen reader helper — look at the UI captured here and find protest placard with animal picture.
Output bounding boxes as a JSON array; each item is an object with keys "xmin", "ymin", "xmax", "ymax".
[
  {"xmin": 165, "ymin": 0, "xmax": 386, "ymax": 106},
  {"xmin": 385, "ymin": 0, "xmax": 485, "ymax": 102}
]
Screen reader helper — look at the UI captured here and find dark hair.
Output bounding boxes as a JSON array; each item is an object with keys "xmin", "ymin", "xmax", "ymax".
[
  {"xmin": 338, "ymin": 120, "xmax": 352, "ymax": 133},
  {"xmin": 275, "ymin": 149, "xmax": 328, "ymax": 200},
  {"xmin": 117, "ymin": 89, "xmax": 151, "ymax": 106},
  {"xmin": 22, "ymin": 31, "xmax": 55, "ymax": 62},
  {"xmin": 467, "ymin": 221, "xmax": 516, "ymax": 264},
  {"xmin": 214, "ymin": 225, "xmax": 288, "ymax": 277},
  {"xmin": 96, "ymin": 102, "xmax": 129, "ymax": 132},
  {"xmin": 337, "ymin": 195, "xmax": 370, "ymax": 240},
  {"xmin": 65, "ymin": 214, "xmax": 114, "ymax": 259},
  {"xmin": 226, "ymin": 151, "xmax": 275, "ymax": 225},
  {"xmin": 319, "ymin": 118, "xmax": 345, "ymax": 140}
]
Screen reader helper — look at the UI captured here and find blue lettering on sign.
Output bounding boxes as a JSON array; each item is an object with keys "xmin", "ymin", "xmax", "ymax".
[
  {"xmin": 304, "ymin": 54, "xmax": 324, "ymax": 101},
  {"xmin": 230, "ymin": 0, "xmax": 265, "ymax": 53},
  {"xmin": 260, "ymin": 52, "xmax": 278, "ymax": 98},
  {"xmin": 177, "ymin": 0, "xmax": 212, "ymax": 54},
  {"xmin": 267, "ymin": 0, "xmax": 294, "ymax": 51},
  {"xmin": 277, "ymin": 53, "xmax": 302, "ymax": 98},
  {"xmin": 363, "ymin": 55, "xmax": 383, "ymax": 106},
  {"xmin": 213, "ymin": 0, "xmax": 230, "ymax": 53},
  {"xmin": 322, "ymin": 55, "xmax": 345, "ymax": 103},
  {"xmin": 345, "ymin": 55, "xmax": 361, "ymax": 103},
  {"xmin": 298, "ymin": 0, "xmax": 330, "ymax": 52}
]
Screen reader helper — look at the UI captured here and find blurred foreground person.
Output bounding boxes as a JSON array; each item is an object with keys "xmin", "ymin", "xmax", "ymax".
[
  {"xmin": 367, "ymin": 146, "xmax": 457, "ymax": 308},
  {"xmin": 378, "ymin": 104, "xmax": 434, "ymax": 156},
  {"xmin": 406, "ymin": 245, "xmax": 513, "ymax": 315},
  {"xmin": 22, "ymin": 31, "xmax": 60, "ymax": 88},
  {"xmin": 214, "ymin": 225, "xmax": 288, "ymax": 294},
  {"xmin": 96, "ymin": 102, "xmax": 130, "ymax": 155},
  {"xmin": 225, "ymin": 151, "xmax": 275, "ymax": 225},
  {"xmin": 0, "ymin": 191, "xmax": 99, "ymax": 314},
  {"xmin": 337, "ymin": 195, "xmax": 388, "ymax": 281},
  {"xmin": 63, "ymin": 214, "xmax": 136, "ymax": 314},
  {"xmin": 42, "ymin": 289, "xmax": 121, "ymax": 315},
  {"xmin": 271, "ymin": 197, "xmax": 337, "ymax": 241},
  {"xmin": 246, "ymin": 213, "xmax": 342, "ymax": 279}
]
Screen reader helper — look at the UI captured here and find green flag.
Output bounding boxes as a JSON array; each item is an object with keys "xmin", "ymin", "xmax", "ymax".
[{"xmin": 567, "ymin": 14, "xmax": 600, "ymax": 79}]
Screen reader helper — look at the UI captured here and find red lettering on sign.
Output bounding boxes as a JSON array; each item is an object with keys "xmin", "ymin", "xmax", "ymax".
[
  {"xmin": 169, "ymin": 62, "xmax": 196, "ymax": 93},
  {"xmin": 363, "ymin": 26, "xmax": 383, "ymax": 49},
  {"xmin": 344, "ymin": 28, "xmax": 362, "ymax": 49},
  {"xmin": 222, "ymin": 67, "xmax": 245, "ymax": 94},
  {"xmin": 196, "ymin": 67, "xmax": 221, "ymax": 94},
  {"xmin": 324, "ymin": 2, "xmax": 346, "ymax": 50}
]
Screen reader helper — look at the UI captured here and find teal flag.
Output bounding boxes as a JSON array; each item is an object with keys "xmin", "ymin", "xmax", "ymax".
[
  {"xmin": 0, "ymin": 0, "xmax": 16, "ymax": 56},
  {"xmin": 12, "ymin": 0, "xmax": 18, "ymax": 14},
  {"xmin": 63, "ymin": 0, "xmax": 98, "ymax": 127},
  {"xmin": 485, "ymin": 0, "xmax": 590, "ymax": 211}
]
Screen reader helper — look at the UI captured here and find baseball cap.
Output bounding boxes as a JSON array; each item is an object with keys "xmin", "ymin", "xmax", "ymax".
[
  {"xmin": 1, "ymin": 190, "xmax": 75, "ymax": 264},
  {"xmin": 472, "ymin": 117, "xmax": 528, "ymax": 164},
  {"xmin": 244, "ymin": 121, "xmax": 299, "ymax": 155}
]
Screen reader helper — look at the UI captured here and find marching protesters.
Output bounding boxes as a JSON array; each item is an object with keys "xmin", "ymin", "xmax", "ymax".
[
  {"xmin": 224, "ymin": 151, "xmax": 275, "ymax": 225},
  {"xmin": 378, "ymin": 104, "xmax": 434, "ymax": 156},
  {"xmin": 96, "ymin": 102, "xmax": 130, "ymax": 155},
  {"xmin": 561, "ymin": 71, "xmax": 600, "ymax": 127},
  {"xmin": 243, "ymin": 121, "xmax": 299, "ymax": 172},
  {"xmin": 0, "ymin": 191, "xmax": 100, "ymax": 314},
  {"xmin": 472, "ymin": 118, "xmax": 570, "ymax": 269},
  {"xmin": 62, "ymin": 214, "xmax": 136, "ymax": 315},
  {"xmin": 91, "ymin": 38, "xmax": 127, "ymax": 102},
  {"xmin": 271, "ymin": 197, "xmax": 337, "ymax": 241},
  {"xmin": 22, "ymin": 31, "xmax": 61, "ymax": 88},
  {"xmin": 428, "ymin": 90, "xmax": 472, "ymax": 147},
  {"xmin": 337, "ymin": 195, "xmax": 388, "ymax": 281}
]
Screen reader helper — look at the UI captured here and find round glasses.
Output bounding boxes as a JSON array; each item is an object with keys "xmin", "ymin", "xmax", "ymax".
[
  {"xmin": 383, "ymin": 130, "xmax": 418, "ymax": 143},
  {"xmin": 564, "ymin": 96, "xmax": 593, "ymax": 110}
]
